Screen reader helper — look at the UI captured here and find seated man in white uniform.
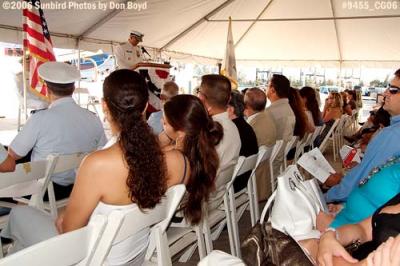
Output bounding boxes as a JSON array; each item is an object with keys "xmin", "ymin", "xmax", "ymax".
[
  {"xmin": 8, "ymin": 62, "xmax": 107, "ymax": 200},
  {"xmin": 115, "ymin": 30, "xmax": 144, "ymax": 70}
]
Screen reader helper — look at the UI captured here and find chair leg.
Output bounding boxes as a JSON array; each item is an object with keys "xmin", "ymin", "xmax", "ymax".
[
  {"xmin": 251, "ymin": 174, "xmax": 260, "ymax": 223},
  {"xmin": 154, "ymin": 227, "xmax": 172, "ymax": 266},
  {"xmin": 47, "ymin": 183, "xmax": 58, "ymax": 219},
  {"xmin": 223, "ymin": 195, "xmax": 235, "ymax": 256},
  {"xmin": 247, "ymin": 182, "xmax": 255, "ymax": 226},
  {"xmin": 195, "ymin": 224, "xmax": 206, "ymax": 259},
  {"xmin": 229, "ymin": 189, "xmax": 241, "ymax": 258},
  {"xmin": 203, "ymin": 219, "xmax": 214, "ymax": 255}
]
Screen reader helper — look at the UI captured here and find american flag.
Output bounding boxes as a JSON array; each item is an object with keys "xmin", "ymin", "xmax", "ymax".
[{"xmin": 23, "ymin": 0, "xmax": 55, "ymax": 100}]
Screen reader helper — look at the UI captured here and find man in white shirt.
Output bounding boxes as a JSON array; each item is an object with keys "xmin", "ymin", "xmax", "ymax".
[
  {"xmin": 197, "ymin": 74, "xmax": 241, "ymax": 173},
  {"xmin": 115, "ymin": 30, "xmax": 144, "ymax": 70}
]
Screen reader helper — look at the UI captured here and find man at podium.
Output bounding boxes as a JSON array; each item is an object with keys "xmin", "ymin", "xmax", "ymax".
[{"xmin": 115, "ymin": 30, "xmax": 144, "ymax": 69}]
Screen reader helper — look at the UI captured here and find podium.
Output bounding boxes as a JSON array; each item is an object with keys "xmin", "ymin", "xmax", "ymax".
[{"xmin": 133, "ymin": 62, "xmax": 172, "ymax": 113}]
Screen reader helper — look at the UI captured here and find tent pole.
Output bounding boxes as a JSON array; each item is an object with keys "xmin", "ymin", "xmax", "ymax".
[
  {"xmin": 76, "ymin": 38, "xmax": 82, "ymax": 105},
  {"xmin": 234, "ymin": 0, "xmax": 274, "ymax": 48},
  {"xmin": 161, "ymin": 0, "xmax": 239, "ymax": 50},
  {"xmin": 22, "ymin": 46, "xmax": 28, "ymax": 125},
  {"xmin": 329, "ymin": 0, "xmax": 343, "ymax": 69},
  {"xmin": 209, "ymin": 14, "xmax": 400, "ymax": 22}
]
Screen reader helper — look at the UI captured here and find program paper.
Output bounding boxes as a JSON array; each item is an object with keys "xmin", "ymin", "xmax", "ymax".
[{"xmin": 297, "ymin": 148, "xmax": 336, "ymax": 183}]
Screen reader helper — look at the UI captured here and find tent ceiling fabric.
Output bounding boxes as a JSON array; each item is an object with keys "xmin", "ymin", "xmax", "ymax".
[{"xmin": 0, "ymin": 0, "xmax": 399, "ymax": 66}]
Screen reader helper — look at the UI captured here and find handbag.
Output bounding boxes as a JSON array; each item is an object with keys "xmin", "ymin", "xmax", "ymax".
[
  {"xmin": 270, "ymin": 165, "xmax": 320, "ymax": 241},
  {"xmin": 302, "ymin": 178, "xmax": 329, "ymax": 213},
  {"xmin": 241, "ymin": 222, "xmax": 315, "ymax": 266}
]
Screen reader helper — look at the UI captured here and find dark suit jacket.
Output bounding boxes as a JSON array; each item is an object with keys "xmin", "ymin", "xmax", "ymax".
[{"xmin": 232, "ymin": 117, "xmax": 258, "ymax": 192}]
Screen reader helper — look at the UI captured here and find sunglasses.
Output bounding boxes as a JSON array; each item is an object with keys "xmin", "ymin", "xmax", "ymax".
[{"xmin": 388, "ymin": 84, "xmax": 400, "ymax": 95}]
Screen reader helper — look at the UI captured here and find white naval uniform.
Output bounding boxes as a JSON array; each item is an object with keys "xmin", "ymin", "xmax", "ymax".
[
  {"xmin": 115, "ymin": 42, "xmax": 143, "ymax": 70},
  {"xmin": 10, "ymin": 97, "xmax": 107, "ymax": 186}
]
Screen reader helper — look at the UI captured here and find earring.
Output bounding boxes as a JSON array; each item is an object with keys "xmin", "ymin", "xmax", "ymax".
[{"xmin": 175, "ymin": 136, "xmax": 183, "ymax": 150}]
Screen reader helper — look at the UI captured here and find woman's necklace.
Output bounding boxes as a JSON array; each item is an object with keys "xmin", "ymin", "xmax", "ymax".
[{"xmin": 359, "ymin": 155, "xmax": 400, "ymax": 186}]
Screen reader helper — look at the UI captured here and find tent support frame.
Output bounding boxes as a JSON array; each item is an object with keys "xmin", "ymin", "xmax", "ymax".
[
  {"xmin": 234, "ymin": 0, "xmax": 274, "ymax": 48},
  {"xmin": 160, "ymin": 0, "xmax": 240, "ymax": 50}
]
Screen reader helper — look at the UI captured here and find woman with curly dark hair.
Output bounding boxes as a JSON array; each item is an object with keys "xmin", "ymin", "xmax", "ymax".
[
  {"xmin": 2, "ymin": 70, "xmax": 167, "ymax": 265},
  {"xmin": 161, "ymin": 94, "xmax": 223, "ymax": 225}
]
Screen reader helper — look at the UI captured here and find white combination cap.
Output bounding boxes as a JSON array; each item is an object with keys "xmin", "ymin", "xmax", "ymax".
[
  {"xmin": 130, "ymin": 30, "xmax": 144, "ymax": 41},
  {"xmin": 38, "ymin": 62, "xmax": 80, "ymax": 84}
]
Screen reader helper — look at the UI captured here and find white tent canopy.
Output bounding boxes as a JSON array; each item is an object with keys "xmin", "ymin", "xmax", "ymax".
[{"xmin": 0, "ymin": 0, "xmax": 399, "ymax": 67}]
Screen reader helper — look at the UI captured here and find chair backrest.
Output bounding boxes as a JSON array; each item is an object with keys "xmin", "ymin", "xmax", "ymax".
[
  {"xmin": 209, "ymin": 164, "xmax": 236, "ymax": 212},
  {"xmin": 40, "ymin": 153, "xmax": 87, "ymax": 197},
  {"xmin": 283, "ymin": 136, "xmax": 298, "ymax": 168},
  {"xmin": 88, "ymin": 185, "xmax": 185, "ymax": 266},
  {"xmin": 227, "ymin": 154, "xmax": 258, "ymax": 191},
  {"xmin": 145, "ymin": 184, "xmax": 186, "ymax": 264},
  {"xmin": 284, "ymin": 136, "xmax": 298, "ymax": 158},
  {"xmin": 335, "ymin": 115, "xmax": 349, "ymax": 134},
  {"xmin": 0, "ymin": 160, "xmax": 47, "ymax": 198},
  {"xmin": 309, "ymin": 126, "xmax": 323, "ymax": 147},
  {"xmin": 0, "ymin": 215, "xmax": 106, "ymax": 266},
  {"xmin": 319, "ymin": 119, "xmax": 340, "ymax": 152},
  {"xmin": 270, "ymin": 140, "xmax": 284, "ymax": 166},
  {"xmin": 255, "ymin": 145, "xmax": 273, "ymax": 167}
]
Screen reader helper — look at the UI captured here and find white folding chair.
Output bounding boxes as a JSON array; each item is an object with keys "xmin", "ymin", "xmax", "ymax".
[
  {"xmin": 202, "ymin": 164, "xmax": 236, "ymax": 256},
  {"xmin": 293, "ymin": 133, "xmax": 311, "ymax": 163},
  {"xmin": 0, "ymin": 215, "xmax": 106, "ymax": 266},
  {"xmin": 145, "ymin": 184, "xmax": 186, "ymax": 265},
  {"xmin": 319, "ymin": 119, "xmax": 340, "ymax": 157},
  {"xmin": 282, "ymin": 135, "xmax": 298, "ymax": 171},
  {"xmin": 0, "ymin": 161, "xmax": 48, "ymax": 228},
  {"xmin": 43, "ymin": 153, "xmax": 87, "ymax": 218},
  {"xmin": 226, "ymin": 154, "xmax": 258, "ymax": 257},
  {"xmin": 310, "ymin": 125, "xmax": 323, "ymax": 150},
  {"xmin": 89, "ymin": 185, "xmax": 186, "ymax": 266},
  {"xmin": 269, "ymin": 140, "xmax": 284, "ymax": 192}
]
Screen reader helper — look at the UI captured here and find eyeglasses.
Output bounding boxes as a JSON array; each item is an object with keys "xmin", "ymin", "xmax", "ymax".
[
  {"xmin": 387, "ymin": 84, "xmax": 400, "ymax": 95},
  {"xmin": 196, "ymin": 88, "xmax": 207, "ymax": 98}
]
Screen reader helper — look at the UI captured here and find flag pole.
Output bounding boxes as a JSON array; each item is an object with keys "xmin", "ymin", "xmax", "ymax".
[{"xmin": 22, "ymin": 39, "xmax": 28, "ymax": 126}]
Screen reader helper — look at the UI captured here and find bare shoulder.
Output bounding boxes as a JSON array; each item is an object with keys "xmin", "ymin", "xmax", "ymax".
[
  {"xmin": 164, "ymin": 149, "xmax": 190, "ymax": 186},
  {"xmin": 164, "ymin": 149, "xmax": 184, "ymax": 167},
  {"xmin": 78, "ymin": 144, "xmax": 125, "ymax": 180}
]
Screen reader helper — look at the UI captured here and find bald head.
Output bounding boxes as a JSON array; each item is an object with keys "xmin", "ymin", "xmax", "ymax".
[{"xmin": 244, "ymin": 87, "xmax": 266, "ymax": 112}]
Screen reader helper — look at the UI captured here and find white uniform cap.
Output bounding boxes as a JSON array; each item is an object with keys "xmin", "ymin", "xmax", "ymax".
[
  {"xmin": 38, "ymin": 62, "xmax": 80, "ymax": 84},
  {"xmin": 130, "ymin": 30, "xmax": 144, "ymax": 41}
]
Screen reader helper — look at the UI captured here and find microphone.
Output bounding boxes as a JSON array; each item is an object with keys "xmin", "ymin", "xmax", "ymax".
[{"xmin": 141, "ymin": 46, "xmax": 151, "ymax": 58}]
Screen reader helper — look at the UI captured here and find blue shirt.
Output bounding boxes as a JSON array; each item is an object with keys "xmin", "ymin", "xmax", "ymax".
[
  {"xmin": 326, "ymin": 115, "xmax": 400, "ymax": 202},
  {"xmin": 10, "ymin": 97, "xmax": 107, "ymax": 185},
  {"xmin": 331, "ymin": 163, "xmax": 400, "ymax": 228},
  {"xmin": 147, "ymin": 110, "xmax": 163, "ymax": 135}
]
